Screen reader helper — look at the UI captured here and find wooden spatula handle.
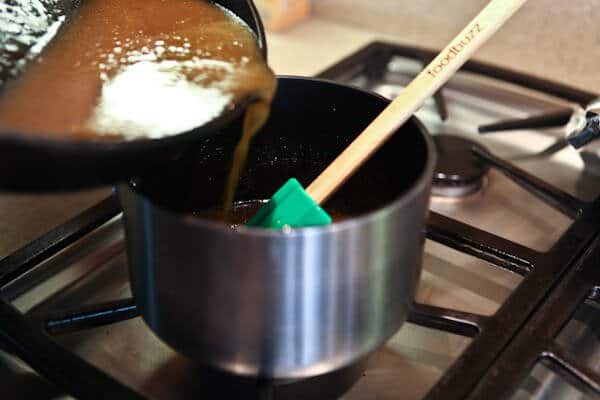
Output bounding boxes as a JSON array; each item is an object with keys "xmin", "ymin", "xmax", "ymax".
[{"xmin": 306, "ymin": 0, "xmax": 528, "ymax": 204}]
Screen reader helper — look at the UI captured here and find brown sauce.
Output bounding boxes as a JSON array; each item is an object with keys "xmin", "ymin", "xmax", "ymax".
[
  {"xmin": 223, "ymin": 99, "xmax": 271, "ymax": 213},
  {"xmin": 0, "ymin": 0, "xmax": 276, "ymax": 141},
  {"xmin": 194, "ymin": 200, "xmax": 349, "ymax": 228}
]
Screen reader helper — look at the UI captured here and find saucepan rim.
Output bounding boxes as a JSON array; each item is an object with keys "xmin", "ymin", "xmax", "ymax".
[{"xmin": 120, "ymin": 76, "xmax": 437, "ymax": 237}]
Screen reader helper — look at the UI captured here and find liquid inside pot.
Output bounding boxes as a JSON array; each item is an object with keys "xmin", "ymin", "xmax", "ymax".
[{"xmin": 194, "ymin": 199, "xmax": 349, "ymax": 227}]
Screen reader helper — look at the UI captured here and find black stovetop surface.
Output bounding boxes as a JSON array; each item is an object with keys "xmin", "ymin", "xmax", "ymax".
[{"xmin": 1, "ymin": 42, "xmax": 600, "ymax": 400}]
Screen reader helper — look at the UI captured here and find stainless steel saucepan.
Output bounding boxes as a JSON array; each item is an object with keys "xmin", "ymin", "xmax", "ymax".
[{"xmin": 119, "ymin": 76, "xmax": 436, "ymax": 379}]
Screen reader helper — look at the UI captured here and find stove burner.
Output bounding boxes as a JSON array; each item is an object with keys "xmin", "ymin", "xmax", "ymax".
[
  {"xmin": 432, "ymin": 134, "xmax": 490, "ymax": 197},
  {"xmin": 166, "ymin": 357, "xmax": 368, "ymax": 399}
]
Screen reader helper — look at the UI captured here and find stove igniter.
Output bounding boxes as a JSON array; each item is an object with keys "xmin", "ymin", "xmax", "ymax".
[
  {"xmin": 567, "ymin": 97, "xmax": 600, "ymax": 149},
  {"xmin": 432, "ymin": 134, "xmax": 490, "ymax": 198}
]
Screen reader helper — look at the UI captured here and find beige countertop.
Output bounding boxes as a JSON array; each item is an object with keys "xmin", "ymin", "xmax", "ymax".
[
  {"xmin": 265, "ymin": 15, "xmax": 597, "ymax": 90},
  {"xmin": 313, "ymin": 0, "xmax": 600, "ymax": 94},
  {"xmin": 266, "ymin": 17, "xmax": 404, "ymax": 77}
]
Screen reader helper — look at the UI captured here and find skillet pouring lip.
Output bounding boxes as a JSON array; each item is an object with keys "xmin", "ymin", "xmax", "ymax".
[{"xmin": 123, "ymin": 76, "xmax": 437, "ymax": 237}]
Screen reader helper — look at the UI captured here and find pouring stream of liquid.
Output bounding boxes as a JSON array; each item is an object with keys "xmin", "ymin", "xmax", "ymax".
[{"xmin": 223, "ymin": 99, "xmax": 271, "ymax": 214}]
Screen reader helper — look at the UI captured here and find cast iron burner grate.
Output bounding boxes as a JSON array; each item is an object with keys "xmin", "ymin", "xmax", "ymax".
[{"xmin": 1, "ymin": 42, "xmax": 600, "ymax": 400}]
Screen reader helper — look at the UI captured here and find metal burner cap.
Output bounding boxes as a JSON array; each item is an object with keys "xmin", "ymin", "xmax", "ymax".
[{"xmin": 432, "ymin": 134, "xmax": 490, "ymax": 197}]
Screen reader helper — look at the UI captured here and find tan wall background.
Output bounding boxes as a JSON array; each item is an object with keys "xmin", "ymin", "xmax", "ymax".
[{"xmin": 313, "ymin": 0, "xmax": 600, "ymax": 93}]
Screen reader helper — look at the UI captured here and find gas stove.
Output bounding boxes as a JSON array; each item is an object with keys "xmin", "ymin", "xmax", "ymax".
[{"xmin": 2, "ymin": 42, "xmax": 600, "ymax": 400}]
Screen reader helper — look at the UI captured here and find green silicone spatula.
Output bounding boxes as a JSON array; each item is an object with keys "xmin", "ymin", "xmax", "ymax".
[{"xmin": 247, "ymin": 0, "xmax": 528, "ymax": 229}]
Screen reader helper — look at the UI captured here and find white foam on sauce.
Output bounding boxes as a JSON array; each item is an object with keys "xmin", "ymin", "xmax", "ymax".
[{"xmin": 89, "ymin": 60, "xmax": 234, "ymax": 139}]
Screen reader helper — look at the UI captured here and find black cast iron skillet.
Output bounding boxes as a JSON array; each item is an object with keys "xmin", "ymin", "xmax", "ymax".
[{"xmin": 0, "ymin": 0, "xmax": 267, "ymax": 191}]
